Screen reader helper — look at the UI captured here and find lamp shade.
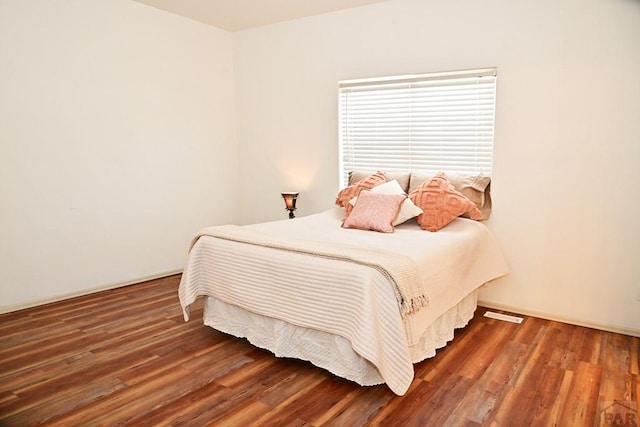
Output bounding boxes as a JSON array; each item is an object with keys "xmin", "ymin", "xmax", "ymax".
[{"xmin": 281, "ymin": 192, "xmax": 299, "ymax": 218}]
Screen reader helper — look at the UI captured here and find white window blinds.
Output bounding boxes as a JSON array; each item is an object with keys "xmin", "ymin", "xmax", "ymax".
[{"xmin": 339, "ymin": 68, "xmax": 497, "ymax": 185}]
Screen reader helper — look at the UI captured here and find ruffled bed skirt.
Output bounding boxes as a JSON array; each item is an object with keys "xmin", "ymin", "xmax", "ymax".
[{"xmin": 202, "ymin": 289, "xmax": 478, "ymax": 388}]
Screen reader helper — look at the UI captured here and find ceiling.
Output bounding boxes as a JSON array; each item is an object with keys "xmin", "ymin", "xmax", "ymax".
[{"xmin": 132, "ymin": 0, "xmax": 390, "ymax": 32}]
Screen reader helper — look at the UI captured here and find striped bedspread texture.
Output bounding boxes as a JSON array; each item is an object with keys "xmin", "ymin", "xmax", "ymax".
[
  {"xmin": 186, "ymin": 224, "xmax": 428, "ymax": 318},
  {"xmin": 179, "ymin": 208, "xmax": 509, "ymax": 395}
]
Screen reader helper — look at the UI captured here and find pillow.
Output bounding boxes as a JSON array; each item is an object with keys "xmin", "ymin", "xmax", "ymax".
[
  {"xmin": 335, "ymin": 170, "xmax": 387, "ymax": 214},
  {"xmin": 349, "ymin": 180, "xmax": 423, "ymax": 226},
  {"xmin": 342, "ymin": 191, "xmax": 406, "ymax": 233},
  {"xmin": 349, "ymin": 171, "xmax": 411, "ymax": 194},
  {"xmin": 409, "ymin": 172, "xmax": 492, "ymax": 219},
  {"xmin": 409, "ymin": 173, "xmax": 483, "ymax": 231}
]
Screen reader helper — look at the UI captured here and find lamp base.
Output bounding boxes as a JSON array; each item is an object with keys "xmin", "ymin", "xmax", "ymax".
[{"xmin": 287, "ymin": 209, "xmax": 296, "ymax": 219}]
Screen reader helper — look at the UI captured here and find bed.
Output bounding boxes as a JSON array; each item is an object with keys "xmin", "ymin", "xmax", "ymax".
[{"xmin": 179, "ymin": 171, "xmax": 508, "ymax": 396}]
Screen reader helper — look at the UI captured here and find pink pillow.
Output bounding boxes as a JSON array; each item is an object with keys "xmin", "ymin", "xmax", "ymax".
[
  {"xmin": 342, "ymin": 191, "xmax": 406, "ymax": 233},
  {"xmin": 335, "ymin": 171, "xmax": 387, "ymax": 215},
  {"xmin": 409, "ymin": 172, "xmax": 483, "ymax": 231}
]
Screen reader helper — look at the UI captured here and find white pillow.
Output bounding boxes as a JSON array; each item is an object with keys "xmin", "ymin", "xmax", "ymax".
[{"xmin": 350, "ymin": 179, "xmax": 423, "ymax": 225}]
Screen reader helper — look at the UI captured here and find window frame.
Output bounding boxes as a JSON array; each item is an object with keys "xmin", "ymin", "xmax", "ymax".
[{"xmin": 338, "ymin": 68, "xmax": 497, "ymax": 186}]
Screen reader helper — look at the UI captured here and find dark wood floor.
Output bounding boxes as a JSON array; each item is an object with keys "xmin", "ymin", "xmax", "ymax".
[{"xmin": 0, "ymin": 275, "xmax": 637, "ymax": 426}]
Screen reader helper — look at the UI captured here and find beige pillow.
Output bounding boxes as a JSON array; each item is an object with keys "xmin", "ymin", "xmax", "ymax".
[{"xmin": 409, "ymin": 172, "xmax": 492, "ymax": 219}]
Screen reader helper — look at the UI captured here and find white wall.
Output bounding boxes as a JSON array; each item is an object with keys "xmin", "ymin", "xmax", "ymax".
[
  {"xmin": 0, "ymin": 0, "xmax": 238, "ymax": 311},
  {"xmin": 233, "ymin": 0, "xmax": 640, "ymax": 334},
  {"xmin": 2, "ymin": 0, "xmax": 638, "ymax": 335}
]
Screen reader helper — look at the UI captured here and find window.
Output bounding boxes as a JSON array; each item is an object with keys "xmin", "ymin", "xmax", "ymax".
[{"xmin": 338, "ymin": 68, "xmax": 497, "ymax": 186}]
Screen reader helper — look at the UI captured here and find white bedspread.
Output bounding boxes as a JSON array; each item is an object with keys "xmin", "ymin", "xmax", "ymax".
[
  {"xmin": 189, "ymin": 224, "xmax": 428, "ymax": 317},
  {"xmin": 179, "ymin": 208, "xmax": 508, "ymax": 395}
]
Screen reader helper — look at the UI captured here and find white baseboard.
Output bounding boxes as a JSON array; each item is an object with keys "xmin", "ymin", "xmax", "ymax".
[
  {"xmin": 478, "ymin": 300, "xmax": 640, "ymax": 338},
  {"xmin": 0, "ymin": 269, "xmax": 183, "ymax": 315}
]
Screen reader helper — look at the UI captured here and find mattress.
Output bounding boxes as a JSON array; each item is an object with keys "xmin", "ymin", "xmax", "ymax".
[{"xmin": 179, "ymin": 208, "xmax": 508, "ymax": 395}]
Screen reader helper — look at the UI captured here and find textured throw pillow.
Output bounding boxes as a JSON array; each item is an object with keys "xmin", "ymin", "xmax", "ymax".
[
  {"xmin": 335, "ymin": 170, "xmax": 387, "ymax": 214},
  {"xmin": 349, "ymin": 171, "xmax": 411, "ymax": 194},
  {"xmin": 349, "ymin": 180, "xmax": 423, "ymax": 226},
  {"xmin": 409, "ymin": 171, "xmax": 492, "ymax": 219},
  {"xmin": 342, "ymin": 191, "xmax": 406, "ymax": 233},
  {"xmin": 409, "ymin": 173, "xmax": 483, "ymax": 231}
]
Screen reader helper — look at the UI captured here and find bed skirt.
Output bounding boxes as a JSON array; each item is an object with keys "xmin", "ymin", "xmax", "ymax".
[{"xmin": 202, "ymin": 289, "xmax": 478, "ymax": 389}]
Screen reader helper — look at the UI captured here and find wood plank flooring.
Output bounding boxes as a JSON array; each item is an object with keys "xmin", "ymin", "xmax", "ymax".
[{"xmin": 1, "ymin": 274, "xmax": 638, "ymax": 426}]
